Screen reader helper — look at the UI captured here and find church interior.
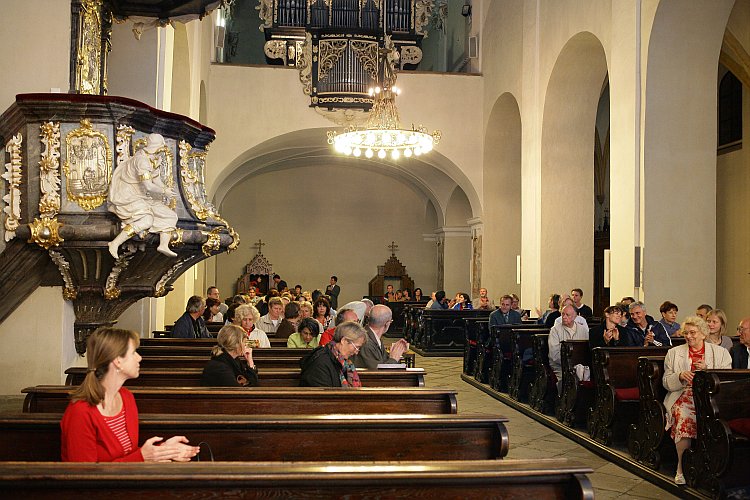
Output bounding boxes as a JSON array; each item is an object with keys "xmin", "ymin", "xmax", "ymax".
[{"xmin": 0, "ymin": 0, "xmax": 748, "ymax": 498}]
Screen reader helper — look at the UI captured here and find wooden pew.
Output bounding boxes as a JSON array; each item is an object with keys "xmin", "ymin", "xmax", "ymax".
[
  {"xmin": 463, "ymin": 318, "xmax": 486, "ymax": 377},
  {"xmin": 139, "ymin": 355, "xmax": 304, "ymax": 369},
  {"xmin": 556, "ymin": 340, "xmax": 594, "ymax": 428},
  {"xmin": 528, "ymin": 334, "xmax": 556, "ymax": 414},
  {"xmin": 509, "ymin": 328, "xmax": 549, "ymax": 401},
  {"xmin": 0, "ymin": 413, "xmax": 509, "ymax": 462},
  {"xmin": 587, "ymin": 346, "xmax": 672, "ymax": 446},
  {"xmin": 626, "ymin": 356, "xmax": 673, "ymax": 470},
  {"xmin": 414, "ymin": 309, "xmax": 492, "ymax": 356},
  {"xmin": 22, "ymin": 386, "xmax": 458, "ymax": 415},
  {"xmin": 684, "ymin": 370, "xmax": 750, "ymax": 497},
  {"xmin": 64, "ymin": 367, "xmax": 426, "ymax": 388},
  {"xmin": 138, "ymin": 345, "xmax": 312, "ymax": 357},
  {"xmin": 151, "ymin": 332, "xmax": 288, "ymax": 347},
  {"xmin": 0, "ymin": 460, "xmax": 594, "ymax": 498},
  {"xmin": 488, "ymin": 324, "xmax": 548, "ymax": 393}
]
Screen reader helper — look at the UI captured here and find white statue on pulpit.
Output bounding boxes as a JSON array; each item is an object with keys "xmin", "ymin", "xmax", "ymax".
[{"xmin": 107, "ymin": 133, "xmax": 178, "ymax": 259}]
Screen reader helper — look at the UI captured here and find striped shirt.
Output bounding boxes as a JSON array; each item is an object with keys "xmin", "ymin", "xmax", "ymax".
[{"xmin": 103, "ymin": 406, "xmax": 132, "ymax": 455}]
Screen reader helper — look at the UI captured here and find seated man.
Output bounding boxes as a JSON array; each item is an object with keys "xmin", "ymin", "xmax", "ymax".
[
  {"xmin": 275, "ymin": 302, "xmax": 301, "ymax": 340},
  {"xmin": 320, "ymin": 307, "xmax": 359, "ymax": 346},
  {"xmin": 626, "ymin": 301, "xmax": 671, "ymax": 346},
  {"xmin": 353, "ymin": 305, "xmax": 409, "ymax": 369},
  {"xmin": 695, "ymin": 303, "xmax": 713, "ymax": 321},
  {"xmin": 731, "ymin": 317, "xmax": 750, "ymax": 369},
  {"xmin": 571, "ymin": 288, "xmax": 593, "ymax": 320},
  {"xmin": 173, "ymin": 296, "xmax": 211, "ymax": 339},
  {"xmin": 489, "ymin": 295, "xmax": 522, "ymax": 326},
  {"xmin": 257, "ymin": 296, "xmax": 284, "ymax": 334},
  {"xmin": 548, "ymin": 305, "xmax": 589, "ymax": 392}
]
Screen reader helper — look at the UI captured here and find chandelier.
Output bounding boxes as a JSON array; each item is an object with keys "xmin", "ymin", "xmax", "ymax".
[{"xmin": 327, "ymin": 38, "xmax": 441, "ymax": 160}]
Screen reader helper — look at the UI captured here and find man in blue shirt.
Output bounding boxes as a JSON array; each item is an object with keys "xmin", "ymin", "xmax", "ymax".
[{"xmin": 626, "ymin": 301, "xmax": 671, "ymax": 346}]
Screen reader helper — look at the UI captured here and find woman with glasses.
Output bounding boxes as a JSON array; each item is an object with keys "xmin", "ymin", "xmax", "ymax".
[{"xmin": 299, "ymin": 321, "xmax": 367, "ymax": 387}]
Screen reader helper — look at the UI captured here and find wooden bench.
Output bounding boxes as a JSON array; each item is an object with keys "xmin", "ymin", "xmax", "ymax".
[
  {"xmin": 0, "ymin": 460, "xmax": 594, "ymax": 498},
  {"xmin": 64, "ymin": 367, "xmax": 426, "ymax": 388},
  {"xmin": 529, "ymin": 333, "xmax": 556, "ymax": 414},
  {"xmin": 22, "ymin": 386, "xmax": 458, "ymax": 415},
  {"xmin": 414, "ymin": 309, "xmax": 492, "ymax": 356},
  {"xmin": 626, "ymin": 355, "xmax": 672, "ymax": 469},
  {"xmin": 587, "ymin": 346, "xmax": 672, "ymax": 445},
  {"xmin": 0, "ymin": 413, "xmax": 509, "ymax": 462},
  {"xmin": 508, "ymin": 328, "xmax": 549, "ymax": 401},
  {"xmin": 684, "ymin": 370, "xmax": 750, "ymax": 497},
  {"xmin": 150, "ymin": 333, "xmax": 288, "ymax": 347},
  {"xmin": 463, "ymin": 318, "xmax": 486, "ymax": 378},
  {"xmin": 556, "ymin": 340, "xmax": 594, "ymax": 427},
  {"xmin": 138, "ymin": 345, "xmax": 312, "ymax": 357},
  {"xmin": 488, "ymin": 325, "xmax": 548, "ymax": 393},
  {"xmin": 138, "ymin": 355, "xmax": 305, "ymax": 370}
]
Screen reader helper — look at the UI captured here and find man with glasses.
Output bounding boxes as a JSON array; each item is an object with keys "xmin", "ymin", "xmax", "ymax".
[
  {"xmin": 731, "ymin": 317, "xmax": 750, "ymax": 369},
  {"xmin": 353, "ymin": 304, "xmax": 409, "ymax": 369}
]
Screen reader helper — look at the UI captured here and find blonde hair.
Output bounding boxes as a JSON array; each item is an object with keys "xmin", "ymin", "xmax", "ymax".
[
  {"xmin": 706, "ymin": 309, "xmax": 728, "ymax": 336},
  {"xmin": 299, "ymin": 302, "xmax": 313, "ymax": 315},
  {"xmin": 681, "ymin": 315, "xmax": 709, "ymax": 337},
  {"xmin": 234, "ymin": 304, "xmax": 260, "ymax": 324},
  {"xmin": 70, "ymin": 328, "xmax": 139, "ymax": 406},
  {"xmin": 212, "ymin": 325, "xmax": 246, "ymax": 357}
]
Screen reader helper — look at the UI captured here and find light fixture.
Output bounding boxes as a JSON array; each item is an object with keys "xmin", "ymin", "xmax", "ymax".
[{"xmin": 327, "ymin": 5, "xmax": 441, "ymax": 160}]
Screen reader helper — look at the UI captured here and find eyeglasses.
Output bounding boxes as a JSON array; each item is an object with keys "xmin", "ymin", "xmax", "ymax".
[
  {"xmin": 737, "ymin": 326, "xmax": 749, "ymax": 333},
  {"xmin": 347, "ymin": 338, "xmax": 363, "ymax": 353}
]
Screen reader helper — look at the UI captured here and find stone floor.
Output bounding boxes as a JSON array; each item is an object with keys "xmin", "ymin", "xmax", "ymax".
[{"xmin": 416, "ymin": 354, "xmax": 678, "ymax": 500}]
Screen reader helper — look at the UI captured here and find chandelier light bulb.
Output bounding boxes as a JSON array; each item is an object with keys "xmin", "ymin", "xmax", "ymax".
[
  {"xmin": 391, "ymin": 149, "xmax": 400, "ymax": 160},
  {"xmin": 365, "ymin": 148, "xmax": 373, "ymax": 158},
  {"xmin": 378, "ymin": 149, "xmax": 386, "ymax": 159},
  {"xmin": 404, "ymin": 148, "xmax": 412, "ymax": 158},
  {"xmin": 353, "ymin": 148, "xmax": 361, "ymax": 157}
]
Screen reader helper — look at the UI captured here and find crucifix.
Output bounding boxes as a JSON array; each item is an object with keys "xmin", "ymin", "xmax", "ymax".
[
  {"xmin": 388, "ymin": 241, "xmax": 399, "ymax": 256},
  {"xmin": 252, "ymin": 239, "xmax": 266, "ymax": 255}
]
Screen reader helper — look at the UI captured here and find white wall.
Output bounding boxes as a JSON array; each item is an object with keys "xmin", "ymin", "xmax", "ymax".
[
  {"xmin": 214, "ymin": 164, "xmax": 438, "ymax": 304},
  {"xmin": 0, "ymin": 287, "xmax": 81, "ymax": 395}
]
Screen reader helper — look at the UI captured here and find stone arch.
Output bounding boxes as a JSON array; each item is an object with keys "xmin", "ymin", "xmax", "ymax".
[
  {"xmin": 540, "ymin": 32, "xmax": 608, "ymax": 302},
  {"xmin": 482, "ymin": 92, "xmax": 521, "ymax": 297},
  {"xmin": 642, "ymin": 0, "xmax": 736, "ymax": 310},
  {"xmin": 442, "ymin": 186, "xmax": 473, "ymax": 295}
]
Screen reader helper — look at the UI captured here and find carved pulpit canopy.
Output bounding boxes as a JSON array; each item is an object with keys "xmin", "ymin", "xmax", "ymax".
[
  {"xmin": 236, "ymin": 240, "xmax": 273, "ymax": 295},
  {"xmin": 0, "ymin": 94, "xmax": 239, "ymax": 354},
  {"xmin": 368, "ymin": 241, "xmax": 414, "ymax": 296}
]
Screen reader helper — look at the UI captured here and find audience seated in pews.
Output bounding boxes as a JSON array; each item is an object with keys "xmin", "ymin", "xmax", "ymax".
[
  {"xmin": 275, "ymin": 302, "xmax": 301, "ymax": 340},
  {"xmin": 299, "ymin": 321, "xmax": 367, "ymax": 387},
  {"xmin": 548, "ymin": 305, "xmax": 589, "ymax": 392},
  {"xmin": 705, "ymin": 309, "xmax": 734, "ymax": 351},
  {"xmin": 287, "ymin": 318, "xmax": 321, "ymax": 349},
  {"xmin": 553, "ymin": 296, "xmax": 588, "ymax": 331},
  {"xmin": 320, "ymin": 308, "xmax": 360, "ymax": 346},
  {"xmin": 207, "ymin": 286, "xmax": 228, "ymax": 316},
  {"xmin": 414, "ymin": 287, "xmax": 426, "ymax": 302},
  {"xmin": 571, "ymin": 288, "xmax": 593, "ymax": 321},
  {"xmin": 384, "ymin": 284, "xmax": 395, "ymax": 302},
  {"xmin": 536, "ymin": 294, "xmax": 561, "ymax": 328},
  {"xmin": 402, "ymin": 288, "xmax": 412, "ymax": 301},
  {"xmin": 203, "ymin": 297, "xmax": 223, "ymax": 323},
  {"xmin": 589, "ymin": 305, "xmax": 629, "ymax": 349},
  {"xmin": 510, "ymin": 293, "xmax": 528, "ymax": 320},
  {"xmin": 731, "ymin": 317, "xmax": 750, "ymax": 368},
  {"xmin": 313, "ymin": 296, "xmax": 335, "ymax": 330},
  {"xmin": 257, "ymin": 297, "xmax": 283, "ymax": 334},
  {"xmin": 201, "ymin": 325, "xmax": 258, "ymax": 387},
  {"xmin": 451, "ymin": 293, "xmax": 473, "ymax": 310},
  {"xmin": 474, "ymin": 287, "xmax": 493, "ymax": 308},
  {"xmin": 353, "ymin": 305, "xmax": 409, "ymax": 369},
  {"xmin": 658, "ymin": 301, "xmax": 681, "ymax": 336},
  {"xmin": 662, "ymin": 316, "xmax": 732, "ymax": 485},
  {"xmin": 427, "ymin": 290, "xmax": 448, "ymax": 310},
  {"xmin": 489, "ymin": 295, "xmax": 522, "ymax": 326},
  {"xmin": 695, "ymin": 303, "xmax": 712, "ymax": 321},
  {"xmin": 627, "ymin": 301, "xmax": 670, "ymax": 347},
  {"xmin": 172, "ymin": 296, "xmax": 211, "ymax": 339},
  {"xmin": 234, "ymin": 304, "xmax": 271, "ymax": 348},
  {"xmin": 61, "ymin": 327, "xmax": 199, "ymax": 462}
]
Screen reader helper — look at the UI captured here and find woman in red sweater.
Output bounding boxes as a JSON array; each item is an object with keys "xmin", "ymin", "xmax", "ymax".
[{"xmin": 61, "ymin": 327, "xmax": 200, "ymax": 462}]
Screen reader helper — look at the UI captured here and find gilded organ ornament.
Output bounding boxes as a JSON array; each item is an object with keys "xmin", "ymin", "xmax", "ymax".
[
  {"xmin": 64, "ymin": 119, "xmax": 112, "ymax": 210},
  {"xmin": 399, "ymin": 45, "xmax": 423, "ymax": 67},
  {"xmin": 298, "ymin": 33, "xmax": 314, "ymax": 96},
  {"xmin": 350, "ymin": 40, "xmax": 379, "ymax": 80},
  {"xmin": 39, "ymin": 122, "xmax": 62, "ymax": 217},
  {"xmin": 264, "ymin": 39, "xmax": 288, "ymax": 64},
  {"xmin": 178, "ymin": 140, "xmax": 213, "ymax": 220},
  {"xmin": 2, "ymin": 133, "xmax": 23, "ymax": 241},
  {"xmin": 76, "ymin": 0, "xmax": 104, "ymax": 95},
  {"xmin": 317, "ymin": 39, "xmax": 348, "ymax": 81},
  {"xmin": 28, "ymin": 216, "xmax": 64, "ymax": 250},
  {"xmin": 256, "ymin": 0, "xmax": 274, "ymax": 31}
]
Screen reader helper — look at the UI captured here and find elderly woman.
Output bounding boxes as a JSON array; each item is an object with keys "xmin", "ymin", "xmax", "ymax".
[
  {"xmin": 201, "ymin": 325, "xmax": 258, "ymax": 387},
  {"xmin": 299, "ymin": 321, "xmax": 367, "ymax": 387},
  {"xmin": 589, "ymin": 305, "xmax": 629, "ymax": 349},
  {"xmin": 287, "ymin": 317, "xmax": 321, "ymax": 348},
  {"xmin": 663, "ymin": 316, "xmax": 732, "ymax": 484},
  {"xmin": 705, "ymin": 309, "xmax": 734, "ymax": 351},
  {"xmin": 233, "ymin": 304, "xmax": 271, "ymax": 348},
  {"xmin": 61, "ymin": 327, "xmax": 199, "ymax": 462}
]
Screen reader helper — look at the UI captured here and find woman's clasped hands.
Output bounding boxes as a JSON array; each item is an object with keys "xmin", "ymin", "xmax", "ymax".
[{"xmin": 140, "ymin": 435, "xmax": 200, "ymax": 462}]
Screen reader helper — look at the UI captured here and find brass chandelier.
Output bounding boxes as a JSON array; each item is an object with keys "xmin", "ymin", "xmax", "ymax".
[{"xmin": 327, "ymin": 7, "xmax": 441, "ymax": 161}]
